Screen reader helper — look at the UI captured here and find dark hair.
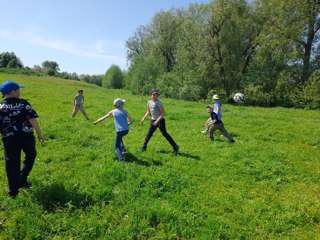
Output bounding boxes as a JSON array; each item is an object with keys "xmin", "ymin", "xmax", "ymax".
[
  {"xmin": 150, "ymin": 88, "xmax": 159, "ymax": 95},
  {"xmin": 78, "ymin": 89, "xmax": 84, "ymax": 93}
]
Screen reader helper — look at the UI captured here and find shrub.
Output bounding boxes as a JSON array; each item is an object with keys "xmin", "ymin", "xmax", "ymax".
[
  {"xmin": 244, "ymin": 84, "xmax": 273, "ymax": 106},
  {"xmin": 302, "ymin": 71, "xmax": 320, "ymax": 109}
]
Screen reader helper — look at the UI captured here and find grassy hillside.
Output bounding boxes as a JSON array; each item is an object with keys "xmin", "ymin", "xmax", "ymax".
[{"xmin": 0, "ymin": 74, "xmax": 319, "ymax": 239}]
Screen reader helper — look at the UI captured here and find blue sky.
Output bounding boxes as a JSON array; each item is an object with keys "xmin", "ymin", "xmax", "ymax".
[{"xmin": 0, "ymin": 0, "xmax": 210, "ymax": 75}]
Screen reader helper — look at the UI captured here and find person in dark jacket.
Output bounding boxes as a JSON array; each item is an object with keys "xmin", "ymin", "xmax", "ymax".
[{"xmin": 0, "ymin": 80, "xmax": 44, "ymax": 198}]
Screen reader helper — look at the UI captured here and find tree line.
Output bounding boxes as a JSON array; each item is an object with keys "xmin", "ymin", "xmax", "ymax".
[
  {"xmin": 0, "ymin": 51, "xmax": 125, "ymax": 90},
  {"xmin": 1, "ymin": 0, "xmax": 320, "ymax": 109},
  {"xmin": 0, "ymin": 52, "xmax": 104, "ymax": 86},
  {"xmin": 124, "ymin": 0, "xmax": 320, "ymax": 109}
]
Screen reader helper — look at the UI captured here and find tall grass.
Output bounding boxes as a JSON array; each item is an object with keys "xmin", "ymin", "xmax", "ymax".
[{"xmin": 0, "ymin": 74, "xmax": 319, "ymax": 239}]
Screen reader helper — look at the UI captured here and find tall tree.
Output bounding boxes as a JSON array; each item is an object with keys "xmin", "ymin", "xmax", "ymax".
[
  {"xmin": 41, "ymin": 61, "xmax": 60, "ymax": 72},
  {"xmin": 0, "ymin": 52, "xmax": 23, "ymax": 68},
  {"xmin": 256, "ymin": 0, "xmax": 320, "ymax": 84},
  {"xmin": 149, "ymin": 10, "xmax": 181, "ymax": 72},
  {"xmin": 103, "ymin": 65, "xmax": 124, "ymax": 89}
]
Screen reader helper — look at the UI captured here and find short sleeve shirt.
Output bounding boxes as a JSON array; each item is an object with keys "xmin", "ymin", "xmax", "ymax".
[
  {"xmin": 147, "ymin": 99, "xmax": 163, "ymax": 120},
  {"xmin": 75, "ymin": 95, "xmax": 84, "ymax": 105},
  {"xmin": 214, "ymin": 101, "xmax": 222, "ymax": 119},
  {"xmin": 210, "ymin": 112, "xmax": 222, "ymax": 124},
  {"xmin": 0, "ymin": 98, "xmax": 38, "ymax": 138}
]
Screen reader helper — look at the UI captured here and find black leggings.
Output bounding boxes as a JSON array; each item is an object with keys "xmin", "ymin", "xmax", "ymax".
[{"xmin": 142, "ymin": 119, "xmax": 177, "ymax": 149}]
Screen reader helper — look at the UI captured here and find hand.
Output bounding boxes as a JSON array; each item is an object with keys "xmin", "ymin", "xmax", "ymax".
[
  {"xmin": 152, "ymin": 121, "xmax": 158, "ymax": 127},
  {"xmin": 140, "ymin": 119, "xmax": 145, "ymax": 124},
  {"xmin": 38, "ymin": 135, "xmax": 45, "ymax": 144}
]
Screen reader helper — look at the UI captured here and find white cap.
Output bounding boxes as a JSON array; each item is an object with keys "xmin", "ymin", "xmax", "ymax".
[{"xmin": 113, "ymin": 98, "xmax": 125, "ymax": 107}]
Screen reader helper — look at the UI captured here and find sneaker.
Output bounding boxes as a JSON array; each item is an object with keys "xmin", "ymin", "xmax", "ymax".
[
  {"xmin": 20, "ymin": 180, "xmax": 32, "ymax": 189},
  {"xmin": 173, "ymin": 145, "xmax": 179, "ymax": 155},
  {"xmin": 8, "ymin": 191, "xmax": 18, "ymax": 199},
  {"xmin": 230, "ymin": 139, "xmax": 235, "ymax": 144},
  {"xmin": 201, "ymin": 130, "xmax": 208, "ymax": 135},
  {"xmin": 121, "ymin": 148, "xmax": 127, "ymax": 154},
  {"xmin": 141, "ymin": 146, "xmax": 146, "ymax": 152}
]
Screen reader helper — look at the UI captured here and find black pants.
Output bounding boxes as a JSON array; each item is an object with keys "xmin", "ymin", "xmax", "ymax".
[
  {"xmin": 142, "ymin": 119, "xmax": 178, "ymax": 149},
  {"xmin": 2, "ymin": 135, "xmax": 36, "ymax": 196}
]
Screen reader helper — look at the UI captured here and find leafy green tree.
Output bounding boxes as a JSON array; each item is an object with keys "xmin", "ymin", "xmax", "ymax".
[
  {"xmin": 126, "ymin": 55, "xmax": 164, "ymax": 95},
  {"xmin": 124, "ymin": 0, "xmax": 320, "ymax": 107},
  {"xmin": 0, "ymin": 52, "xmax": 23, "ymax": 68},
  {"xmin": 256, "ymin": 0, "xmax": 320, "ymax": 84},
  {"xmin": 42, "ymin": 61, "xmax": 60, "ymax": 72},
  {"xmin": 149, "ymin": 10, "xmax": 181, "ymax": 72},
  {"xmin": 126, "ymin": 25, "xmax": 149, "ymax": 64},
  {"xmin": 103, "ymin": 65, "xmax": 124, "ymax": 89}
]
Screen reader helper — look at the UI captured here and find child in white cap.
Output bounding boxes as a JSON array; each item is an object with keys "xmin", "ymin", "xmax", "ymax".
[
  {"xmin": 202, "ymin": 94, "xmax": 222, "ymax": 134},
  {"xmin": 202, "ymin": 105, "xmax": 235, "ymax": 143},
  {"xmin": 94, "ymin": 98, "xmax": 133, "ymax": 162},
  {"xmin": 213, "ymin": 94, "xmax": 222, "ymax": 119}
]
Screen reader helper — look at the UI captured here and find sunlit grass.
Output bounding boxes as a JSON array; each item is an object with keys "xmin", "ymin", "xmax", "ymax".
[{"xmin": 0, "ymin": 74, "xmax": 319, "ymax": 239}]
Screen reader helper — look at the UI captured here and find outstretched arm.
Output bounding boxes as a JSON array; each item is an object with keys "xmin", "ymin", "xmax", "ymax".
[{"xmin": 94, "ymin": 110, "xmax": 114, "ymax": 125}]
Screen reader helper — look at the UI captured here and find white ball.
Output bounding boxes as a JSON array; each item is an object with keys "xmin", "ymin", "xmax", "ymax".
[{"xmin": 233, "ymin": 93, "xmax": 244, "ymax": 102}]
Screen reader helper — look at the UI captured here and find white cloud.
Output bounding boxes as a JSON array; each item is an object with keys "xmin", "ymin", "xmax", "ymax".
[{"xmin": 0, "ymin": 30, "xmax": 126, "ymax": 64}]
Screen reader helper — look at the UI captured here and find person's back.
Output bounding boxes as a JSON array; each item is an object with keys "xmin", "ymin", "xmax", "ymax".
[
  {"xmin": 93, "ymin": 98, "xmax": 133, "ymax": 162},
  {"xmin": 113, "ymin": 109, "xmax": 129, "ymax": 132},
  {"xmin": 0, "ymin": 97, "xmax": 37, "ymax": 137},
  {"xmin": 0, "ymin": 80, "xmax": 44, "ymax": 198}
]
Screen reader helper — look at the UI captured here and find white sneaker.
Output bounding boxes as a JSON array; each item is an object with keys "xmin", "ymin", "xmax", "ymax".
[{"xmin": 201, "ymin": 130, "xmax": 208, "ymax": 135}]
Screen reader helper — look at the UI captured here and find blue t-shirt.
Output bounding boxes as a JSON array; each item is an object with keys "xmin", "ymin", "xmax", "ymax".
[
  {"xmin": 210, "ymin": 111, "xmax": 222, "ymax": 124},
  {"xmin": 113, "ymin": 109, "xmax": 129, "ymax": 132},
  {"xmin": 214, "ymin": 101, "xmax": 222, "ymax": 119}
]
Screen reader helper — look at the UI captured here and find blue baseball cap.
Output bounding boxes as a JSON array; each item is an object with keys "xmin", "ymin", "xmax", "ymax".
[{"xmin": 0, "ymin": 80, "xmax": 25, "ymax": 97}]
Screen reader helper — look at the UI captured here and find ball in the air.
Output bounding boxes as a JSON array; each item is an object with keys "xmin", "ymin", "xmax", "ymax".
[{"xmin": 233, "ymin": 93, "xmax": 244, "ymax": 102}]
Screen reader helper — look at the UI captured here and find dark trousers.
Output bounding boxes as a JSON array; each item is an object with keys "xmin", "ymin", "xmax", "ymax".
[
  {"xmin": 2, "ymin": 135, "xmax": 36, "ymax": 196},
  {"xmin": 142, "ymin": 119, "xmax": 177, "ymax": 149}
]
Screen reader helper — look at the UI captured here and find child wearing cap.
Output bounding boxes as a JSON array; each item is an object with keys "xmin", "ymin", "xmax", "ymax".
[
  {"xmin": 140, "ymin": 89, "xmax": 179, "ymax": 154},
  {"xmin": 213, "ymin": 94, "xmax": 222, "ymax": 120},
  {"xmin": 0, "ymin": 80, "xmax": 45, "ymax": 198},
  {"xmin": 202, "ymin": 105, "xmax": 235, "ymax": 143},
  {"xmin": 94, "ymin": 98, "xmax": 133, "ymax": 162},
  {"xmin": 202, "ymin": 94, "xmax": 222, "ymax": 135},
  {"xmin": 72, "ymin": 90, "xmax": 89, "ymax": 120}
]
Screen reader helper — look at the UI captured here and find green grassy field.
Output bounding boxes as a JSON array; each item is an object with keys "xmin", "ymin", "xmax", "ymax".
[{"xmin": 0, "ymin": 74, "xmax": 319, "ymax": 239}]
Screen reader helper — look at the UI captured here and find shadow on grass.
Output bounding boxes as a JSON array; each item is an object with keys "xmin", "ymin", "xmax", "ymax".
[
  {"xmin": 33, "ymin": 182, "xmax": 94, "ymax": 212},
  {"xmin": 125, "ymin": 152, "xmax": 162, "ymax": 166},
  {"xmin": 157, "ymin": 150, "xmax": 200, "ymax": 160}
]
